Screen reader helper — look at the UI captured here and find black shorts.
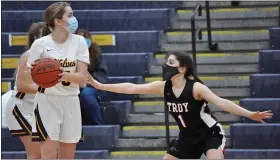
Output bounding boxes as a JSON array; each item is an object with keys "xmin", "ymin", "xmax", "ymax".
[{"xmin": 166, "ymin": 125, "xmax": 226, "ymax": 159}]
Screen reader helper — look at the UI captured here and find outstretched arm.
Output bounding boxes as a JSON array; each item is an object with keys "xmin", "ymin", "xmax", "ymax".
[
  {"xmin": 87, "ymin": 72, "xmax": 165, "ymax": 95},
  {"xmin": 193, "ymin": 82, "xmax": 273, "ymax": 123}
]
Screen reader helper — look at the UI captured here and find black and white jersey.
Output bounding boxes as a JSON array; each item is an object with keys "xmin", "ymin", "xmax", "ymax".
[{"xmin": 164, "ymin": 79, "xmax": 218, "ymax": 144}]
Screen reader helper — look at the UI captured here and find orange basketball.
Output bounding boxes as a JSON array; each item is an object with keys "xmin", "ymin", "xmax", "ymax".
[{"xmin": 31, "ymin": 58, "xmax": 62, "ymax": 88}]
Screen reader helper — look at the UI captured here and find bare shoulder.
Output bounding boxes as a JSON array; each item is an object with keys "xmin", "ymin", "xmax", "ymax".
[
  {"xmin": 193, "ymin": 81, "xmax": 205, "ymax": 90},
  {"xmin": 193, "ymin": 82, "xmax": 207, "ymax": 100}
]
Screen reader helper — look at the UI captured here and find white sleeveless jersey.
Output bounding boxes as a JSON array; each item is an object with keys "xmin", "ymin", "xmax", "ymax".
[
  {"xmin": 27, "ymin": 34, "xmax": 90, "ymax": 96},
  {"xmin": 12, "ymin": 83, "xmax": 35, "ymax": 103}
]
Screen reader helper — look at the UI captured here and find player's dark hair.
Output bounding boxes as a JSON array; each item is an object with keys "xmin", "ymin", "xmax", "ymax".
[
  {"xmin": 42, "ymin": 2, "xmax": 70, "ymax": 36},
  {"xmin": 165, "ymin": 52, "xmax": 203, "ymax": 84},
  {"xmin": 14, "ymin": 22, "xmax": 45, "ymax": 78},
  {"xmin": 76, "ymin": 29, "xmax": 101, "ymax": 72},
  {"xmin": 25, "ymin": 22, "xmax": 45, "ymax": 51}
]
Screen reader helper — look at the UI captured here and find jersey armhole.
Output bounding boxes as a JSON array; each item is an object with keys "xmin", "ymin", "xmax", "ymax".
[
  {"xmin": 160, "ymin": 81, "xmax": 167, "ymax": 96},
  {"xmin": 163, "ymin": 79, "xmax": 171, "ymax": 97}
]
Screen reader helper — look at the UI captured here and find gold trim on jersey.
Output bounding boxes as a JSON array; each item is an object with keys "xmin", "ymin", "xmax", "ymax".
[
  {"xmin": 31, "ymin": 132, "xmax": 42, "ymax": 142},
  {"xmin": 9, "ymin": 129, "xmax": 29, "ymax": 137},
  {"xmin": 12, "ymin": 105, "xmax": 32, "ymax": 135},
  {"xmin": 34, "ymin": 105, "xmax": 48, "ymax": 141}
]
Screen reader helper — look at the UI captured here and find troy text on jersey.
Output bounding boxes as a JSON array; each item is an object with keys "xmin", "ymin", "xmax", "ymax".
[{"xmin": 167, "ymin": 102, "xmax": 188, "ymax": 113}]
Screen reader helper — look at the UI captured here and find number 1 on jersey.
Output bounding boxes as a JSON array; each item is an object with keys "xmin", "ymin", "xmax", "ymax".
[{"xmin": 178, "ymin": 114, "xmax": 186, "ymax": 128}]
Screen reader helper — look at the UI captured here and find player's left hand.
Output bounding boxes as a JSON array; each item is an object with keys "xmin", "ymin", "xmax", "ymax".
[
  {"xmin": 58, "ymin": 72, "xmax": 71, "ymax": 82},
  {"xmin": 248, "ymin": 110, "xmax": 273, "ymax": 123}
]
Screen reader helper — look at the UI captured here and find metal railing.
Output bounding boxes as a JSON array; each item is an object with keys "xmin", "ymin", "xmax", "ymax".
[
  {"xmin": 205, "ymin": 1, "xmax": 218, "ymax": 51},
  {"xmin": 278, "ymin": 4, "xmax": 280, "ymax": 26},
  {"xmin": 191, "ymin": 4, "xmax": 203, "ymax": 71},
  {"xmin": 164, "ymin": 98, "xmax": 170, "ymax": 148}
]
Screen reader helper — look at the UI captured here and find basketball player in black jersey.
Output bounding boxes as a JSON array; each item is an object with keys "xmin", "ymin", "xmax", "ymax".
[{"xmin": 86, "ymin": 52, "xmax": 273, "ymax": 159}]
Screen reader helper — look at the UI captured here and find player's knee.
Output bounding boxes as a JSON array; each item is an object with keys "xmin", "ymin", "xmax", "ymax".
[
  {"xmin": 207, "ymin": 155, "xmax": 223, "ymax": 160},
  {"xmin": 206, "ymin": 149, "xmax": 224, "ymax": 159},
  {"xmin": 162, "ymin": 153, "xmax": 177, "ymax": 160}
]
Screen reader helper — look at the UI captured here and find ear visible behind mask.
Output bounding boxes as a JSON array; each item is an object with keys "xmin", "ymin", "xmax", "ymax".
[{"xmin": 162, "ymin": 64, "xmax": 179, "ymax": 80}]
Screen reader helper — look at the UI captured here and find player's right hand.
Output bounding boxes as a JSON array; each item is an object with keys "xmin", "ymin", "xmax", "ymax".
[{"xmin": 86, "ymin": 71, "xmax": 102, "ymax": 89}]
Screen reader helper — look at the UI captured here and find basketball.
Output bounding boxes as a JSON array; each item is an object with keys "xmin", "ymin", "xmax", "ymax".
[{"xmin": 31, "ymin": 58, "xmax": 62, "ymax": 88}]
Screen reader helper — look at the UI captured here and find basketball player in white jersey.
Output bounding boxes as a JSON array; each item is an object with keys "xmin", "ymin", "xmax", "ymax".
[
  {"xmin": 86, "ymin": 52, "xmax": 273, "ymax": 159},
  {"xmin": 6, "ymin": 22, "xmax": 45, "ymax": 159},
  {"xmin": 26, "ymin": 2, "xmax": 89, "ymax": 159}
]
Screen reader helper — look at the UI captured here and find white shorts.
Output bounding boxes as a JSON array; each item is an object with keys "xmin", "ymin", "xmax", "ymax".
[
  {"xmin": 6, "ymin": 94, "xmax": 35, "ymax": 137},
  {"xmin": 32, "ymin": 92, "xmax": 82, "ymax": 143}
]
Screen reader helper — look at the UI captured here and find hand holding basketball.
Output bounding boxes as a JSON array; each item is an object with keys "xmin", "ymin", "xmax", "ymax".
[
  {"xmin": 86, "ymin": 71, "xmax": 102, "ymax": 89},
  {"xmin": 31, "ymin": 58, "xmax": 62, "ymax": 88},
  {"xmin": 58, "ymin": 69, "xmax": 71, "ymax": 82},
  {"xmin": 248, "ymin": 110, "xmax": 273, "ymax": 123}
]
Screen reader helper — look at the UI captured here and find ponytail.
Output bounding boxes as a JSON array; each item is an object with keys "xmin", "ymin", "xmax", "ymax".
[
  {"xmin": 191, "ymin": 72, "xmax": 204, "ymax": 84},
  {"xmin": 185, "ymin": 67, "xmax": 204, "ymax": 84},
  {"xmin": 42, "ymin": 24, "xmax": 51, "ymax": 36}
]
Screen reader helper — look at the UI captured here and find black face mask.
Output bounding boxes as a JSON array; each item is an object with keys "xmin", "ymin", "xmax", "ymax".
[{"xmin": 162, "ymin": 64, "xmax": 179, "ymax": 80}]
